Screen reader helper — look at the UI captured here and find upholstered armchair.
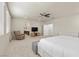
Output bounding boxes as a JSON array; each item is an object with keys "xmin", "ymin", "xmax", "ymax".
[{"xmin": 14, "ymin": 31, "xmax": 25, "ymax": 40}]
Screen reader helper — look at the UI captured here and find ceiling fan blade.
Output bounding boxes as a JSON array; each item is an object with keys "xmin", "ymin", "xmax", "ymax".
[
  {"xmin": 45, "ymin": 14, "xmax": 50, "ymax": 16},
  {"xmin": 40, "ymin": 13, "xmax": 44, "ymax": 16}
]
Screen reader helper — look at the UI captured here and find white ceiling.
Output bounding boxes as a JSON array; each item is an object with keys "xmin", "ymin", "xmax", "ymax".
[{"xmin": 7, "ymin": 2, "xmax": 79, "ymax": 21}]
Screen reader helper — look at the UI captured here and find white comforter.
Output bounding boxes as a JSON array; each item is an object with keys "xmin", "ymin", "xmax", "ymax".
[{"xmin": 38, "ymin": 36, "xmax": 79, "ymax": 57}]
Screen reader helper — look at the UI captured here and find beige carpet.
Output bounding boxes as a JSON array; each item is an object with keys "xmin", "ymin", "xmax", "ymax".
[{"xmin": 5, "ymin": 36, "xmax": 41, "ymax": 57}]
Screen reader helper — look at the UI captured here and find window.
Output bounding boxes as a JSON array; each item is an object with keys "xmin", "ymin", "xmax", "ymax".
[
  {"xmin": 43, "ymin": 24, "xmax": 53, "ymax": 36},
  {"xmin": 6, "ymin": 8, "xmax": 11, "ymax": 33},
  {"xmin": 0, "ymin": 3, "xmax": 5, "ymax": 36},
  {"xmin": 0, "ymin": 3, "xmax": 11, "ymax": 36}
]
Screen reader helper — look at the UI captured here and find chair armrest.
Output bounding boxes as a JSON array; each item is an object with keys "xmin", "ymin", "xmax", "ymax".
[
  {"xmin": 21, "ymin": 34, "xmax": 25, "ymax": 35},
  {"xmin": 16, "ymin": 34, "xmax": 24, "ymax": 36}
]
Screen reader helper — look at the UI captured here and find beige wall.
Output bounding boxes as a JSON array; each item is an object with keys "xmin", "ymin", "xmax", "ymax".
[
  {"xmin": 11, "ymin": 14, "xmax": 79, "ymax": 36},
  {"xmin": 47, "ymin": 15, "xmax": 79, "ymax": 35},
  {"xmin": 12, "ymin": 18, "xmax": 43, "ymax": 35}
]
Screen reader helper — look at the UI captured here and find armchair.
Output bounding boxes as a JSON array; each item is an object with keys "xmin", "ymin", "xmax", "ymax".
[{"xmin": 14, "ymin": 31, "xmax": 25, "ymax": 40}]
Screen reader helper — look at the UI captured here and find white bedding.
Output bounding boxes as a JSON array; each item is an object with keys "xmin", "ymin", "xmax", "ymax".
[{"xmin": 38, "ymin": 36, "xmax": 79, "ymax": 57}]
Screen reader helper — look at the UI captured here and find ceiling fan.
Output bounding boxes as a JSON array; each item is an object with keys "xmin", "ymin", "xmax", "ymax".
[{"xmin": 40, "ymin": 12, "xmax": 50, "ymax": 18}]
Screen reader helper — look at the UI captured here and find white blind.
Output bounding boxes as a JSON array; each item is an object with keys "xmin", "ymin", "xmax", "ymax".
[
  {"xmin": 6, "ymin": 7, "xmax": 11, "ymax": 33},
  {"xmin": 43, "ymin": 24, "xmax": 53, "ymax": 36},
  {"xmin": 0, "ymin": 3, "xmax": 4, "ymax": 36}
]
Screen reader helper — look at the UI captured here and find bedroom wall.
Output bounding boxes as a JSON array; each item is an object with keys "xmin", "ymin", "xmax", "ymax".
[
  {"xmin": 47, "ymin": 15, "xmax": 79, "ymax": 35},
  {"xmin": 12, "ymin": 18, "xmax": 43, "ymax": 35},
  {"xmin": 11, "ymin": 15, "xmax": 79, "ymax": 36}
]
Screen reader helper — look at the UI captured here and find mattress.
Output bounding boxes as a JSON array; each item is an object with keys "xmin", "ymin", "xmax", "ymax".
[{"xmin": 38, "ymin": 36, "xmax": 79, "ymax": 57}]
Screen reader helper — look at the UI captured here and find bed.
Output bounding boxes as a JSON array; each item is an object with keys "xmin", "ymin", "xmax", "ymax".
[{"xmin": 38, "ymin": 35, "xmax": 79, "ymax": 57}]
